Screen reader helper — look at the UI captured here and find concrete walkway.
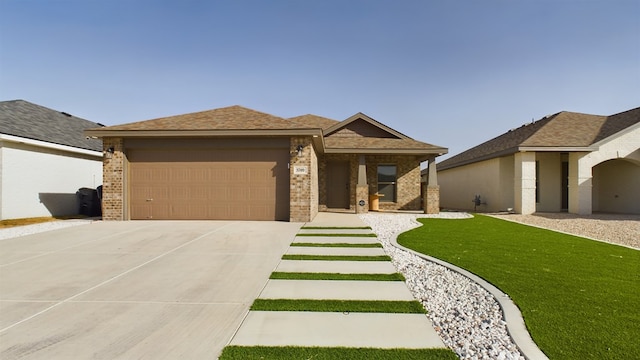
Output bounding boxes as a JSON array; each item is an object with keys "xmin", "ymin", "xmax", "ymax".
[{"xmin": 228, "ymin": 212, "xmax": 446, "ymax": 350}]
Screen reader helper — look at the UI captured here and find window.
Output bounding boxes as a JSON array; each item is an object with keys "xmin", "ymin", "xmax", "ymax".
[{"xmin": 377, "ymin": 165, "xmax": 397, "ymax": 202}]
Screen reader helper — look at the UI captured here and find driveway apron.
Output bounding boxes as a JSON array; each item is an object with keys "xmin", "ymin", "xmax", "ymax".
[{"xmin": 0, "ymin": 220, "xmax": 300, "ymax": 359}]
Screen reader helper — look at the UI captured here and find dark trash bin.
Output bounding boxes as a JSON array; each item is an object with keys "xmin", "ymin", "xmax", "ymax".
[{"xmin": 77, "ymin": 187, "xmax": 102, "ymax": 217}]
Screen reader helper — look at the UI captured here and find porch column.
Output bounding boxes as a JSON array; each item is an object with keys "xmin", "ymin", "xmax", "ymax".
[
  {"xmin": 356, "ymin": 155, "xmax": 369, "ymax": 213},
  {"xmin": 514, "ymin": 152, "xmax": 536, "ymax": 214},
  {"xmin": 424, "ymin": 156, "xmax": 440, "ymax": 214},
  {"xmin": 568, "ymin": 152, "xmax": 593, "ymax": 215}
]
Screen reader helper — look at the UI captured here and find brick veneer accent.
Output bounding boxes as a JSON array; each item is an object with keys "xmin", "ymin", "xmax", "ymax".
[
  {"xmin": 355, "ymin": 185, "xmax": 369, "ymax": 213},
  {"xmin": 102, "ymin": 137, "xmax": 124, "ymax": 220},
  {"xmin": 289, "ymin": 136, "xmax": 318, "ymax": 222},
  {"xmin": 424, "ymin": 185, "xmax": 440, "ymax": 214}
]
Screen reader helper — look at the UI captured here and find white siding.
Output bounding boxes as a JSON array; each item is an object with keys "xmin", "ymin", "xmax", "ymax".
[{"xmin": 0, "ymin": 141, "xmax": 102, "ymax": 220}]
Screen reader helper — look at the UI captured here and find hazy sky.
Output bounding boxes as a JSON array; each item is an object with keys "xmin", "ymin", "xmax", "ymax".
[{"xmin": 1, "ymin": 0, "xmax": 638, "ymax": 160}]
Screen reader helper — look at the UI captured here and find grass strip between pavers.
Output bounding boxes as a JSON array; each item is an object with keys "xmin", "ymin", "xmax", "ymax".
[
  {"xmin": 290, "ymin": 242, "xmax": 382, "ymax": 248},
  {"xmin": 282, "ymin": 254, "xmax": 391, "ymax": 261},
  {"xmin": 219, "ymin": 346, "xmax": 459, "ymax": 360},
  {"xmin": 270, "ymin": 272, "xmax": 405, "ymax": 281},
  {"xmin": 300, "ymin": 226, "xmax": 372, "ymax": 229},
  {"xmin": 251, "ymin": 299, "xmax": 426, "ymax": 314},
  {"xmin": 296, "ymin": 233, "xmax": 377, "ymax": 237}
]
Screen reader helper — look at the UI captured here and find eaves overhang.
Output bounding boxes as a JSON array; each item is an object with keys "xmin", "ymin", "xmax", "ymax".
[
  {"xmin": 84, "ymin": 128, "xmax": 326, "ymax": 152},
  {"xmin": 325, "ymin": 147, "xmax": 448, "ymax": 161}
]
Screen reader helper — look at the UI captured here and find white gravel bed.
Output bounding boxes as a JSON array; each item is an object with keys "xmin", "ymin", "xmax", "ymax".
[
  {"xmin": 360, "ymin": 212, "xmax": 525, "ymax": 360},
  {"xmin": 489, "ymin": 213, "xmax": 640, "ymax": 249},
  {"xmin": 0, "ymin": 219, "xmax": 93, "ymax": 240}
]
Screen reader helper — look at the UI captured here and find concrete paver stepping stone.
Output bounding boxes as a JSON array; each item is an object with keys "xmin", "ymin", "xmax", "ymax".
[
  {"xmin": 275, "ymin": 260, "xmax": 397, "ymax": 274},
  {"xmin": 230, "ymin": 311, "xmax": 446, "ymax": 348},
  {"xmin": 286, "ymin": 246, "xmax": 386, "ymax": 256},
  {"xmin": 258, "ymin": 280, "xmax": 415, "ymax": 301}
]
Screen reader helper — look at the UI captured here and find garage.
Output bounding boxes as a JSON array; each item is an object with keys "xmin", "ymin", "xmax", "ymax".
[{"xmin": 126, "ymin": 138, "xmax": 290, "ymax": 221}]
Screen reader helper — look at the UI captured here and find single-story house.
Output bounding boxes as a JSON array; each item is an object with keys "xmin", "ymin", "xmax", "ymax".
[
  {"xmin": 85, "ymin": 105, "xmax": 447, "ymax": 222},
  {"xmin": 431, "ymin": 107, "xmax": 640, "ymax": 215},
  {"xmin": 0, "ymin": 100, "xmax": 104, "ymax": 220}
]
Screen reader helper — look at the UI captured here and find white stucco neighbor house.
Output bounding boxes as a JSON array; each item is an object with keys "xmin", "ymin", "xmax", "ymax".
[
  {"xmin": 0, "ymin": 100, "xmax": 104, "ymax": 220},
  {"xmin": 430, "ymin": 107, "xmax": 640, "ymax": 215}
]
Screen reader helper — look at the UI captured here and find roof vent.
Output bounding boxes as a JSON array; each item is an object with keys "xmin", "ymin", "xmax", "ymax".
[{"xmin": 60, "ymin": 111, "xmax": 72, "ymax": 117}]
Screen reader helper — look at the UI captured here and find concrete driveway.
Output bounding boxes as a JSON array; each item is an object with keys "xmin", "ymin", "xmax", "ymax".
[{"xmin": 0, "ymin": 220, "xmax": 301, "ymax": 359}]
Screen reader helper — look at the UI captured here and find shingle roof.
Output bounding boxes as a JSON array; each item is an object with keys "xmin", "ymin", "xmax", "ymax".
[
  {"xmin": 96, "ymin": 105, "xmax": 313, "ymax": 131},
  {"xmin": 324, "ymin": 137, "xmax": 446, "ymax": 151},
  {"xmin": 289, "ymin": 114, "xmax": 340, "ymax": 129},
  {"xmin": 438, "ymin": 107, "xmax": 640, "ymax": 170},
  {"xmin": 0, "ymin": 100, "xmax": 103, "ymax": 152},
  {"xmin": 88, "ymin": 105, "xmax": 447, "ymax": 155}
]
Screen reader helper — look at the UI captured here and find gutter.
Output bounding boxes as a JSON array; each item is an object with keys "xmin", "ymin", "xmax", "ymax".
[{"xmin": 0, "ymin": 134, "xmax": 102, "ymax": 158}]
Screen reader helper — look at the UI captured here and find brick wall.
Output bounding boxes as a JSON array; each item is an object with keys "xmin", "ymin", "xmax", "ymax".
[
  {"xmin": 289, "ymin": 137, "xmax": 318, "ymax": 222},
  {"xmin": 101, "ymin": 137, "xmax": 124, "ymax": 220}
]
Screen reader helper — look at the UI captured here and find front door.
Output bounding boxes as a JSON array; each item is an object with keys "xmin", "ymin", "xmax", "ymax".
[{"xmin": 326, "ymin": 161, "xmax": 350, "ymax": 209}]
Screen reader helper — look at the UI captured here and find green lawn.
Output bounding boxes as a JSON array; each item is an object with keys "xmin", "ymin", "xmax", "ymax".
[
  {"xmin": 282, "ymin": 254, "xmax": 391, "ymax": 261},
  {"xmin": 291, "ymin": 242, "xmax": 383, "ymax": 248},
  {"xmin": 398, "ymin": 214, "xmax": 640, "ymax": 360},
  {"xmin": 219, "ymin": 346, "xmax": 458, "ymax": 360},
  {"xmin": 251, "ymin": 299, "xmax": 426, "ymax": 313},
  {"xmin": 270, "ymin": 272, "xmax": 405, "ymax": 281}
]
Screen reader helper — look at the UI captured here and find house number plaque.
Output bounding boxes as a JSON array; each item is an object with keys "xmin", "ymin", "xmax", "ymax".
[{"xmin": 293, "ymin": 166, "xmax": 308, "ymax": 175}]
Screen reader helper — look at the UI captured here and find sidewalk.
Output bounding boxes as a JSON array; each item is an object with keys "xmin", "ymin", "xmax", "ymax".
[{"xmin": 227, "ymin": 212, "xmax": 446, "ymax": 349}]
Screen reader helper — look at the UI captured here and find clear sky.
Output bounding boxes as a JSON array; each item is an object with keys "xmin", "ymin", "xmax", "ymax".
[{"xmin": 1, "ymin": 0, "xmax": 638, "ymax": 160}]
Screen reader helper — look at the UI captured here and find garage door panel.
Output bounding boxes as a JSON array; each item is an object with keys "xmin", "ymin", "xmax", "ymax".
[{"xmin": 129, "ymin": 146, "xmax": 289, "ymax": 221}]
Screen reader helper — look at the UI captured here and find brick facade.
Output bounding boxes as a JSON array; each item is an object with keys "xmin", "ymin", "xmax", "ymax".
[
  {"xmin": 100, "ymin": 136, "xmax": 428, "ymax": 221},
  {"xmin": 289, "ymin": 136, "xmax": 318, "ymax": 222},
  {"xmin": 101, "ymin": 137, "xmax": 124, "ymax": 220}
]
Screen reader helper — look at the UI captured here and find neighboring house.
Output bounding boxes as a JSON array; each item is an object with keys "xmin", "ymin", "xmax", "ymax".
[
  {"xmin": 0, "ymin": 100, "xmax": 103, "ymax": 220},
  {"xmin": 431, "ymin": 107, "xmax": 640, "ymax": 215},
  {"xmin": 85, "ymin": 105, "xmax": 447, "ymax": 222}
]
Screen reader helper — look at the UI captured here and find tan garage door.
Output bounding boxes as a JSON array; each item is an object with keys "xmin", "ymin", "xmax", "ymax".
[{"xmin": 127, "ymin": 139, "xmax": 290, "ymax": 221}]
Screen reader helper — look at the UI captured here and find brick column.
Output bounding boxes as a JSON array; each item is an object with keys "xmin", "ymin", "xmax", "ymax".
[
  {"xmin": 101, "ymin": 137, "xmax": 124, "ymax": 220},
  {"xmin": 356, "ymin": 155, "xmax": 368, "ymax": 213},
  {"xmin": 290, "ymin": 137, "xmax": 317, "ymax": 222},
  {"xmin": 424, "ymin": 157, "xmax": 440, "ymax": 214}
]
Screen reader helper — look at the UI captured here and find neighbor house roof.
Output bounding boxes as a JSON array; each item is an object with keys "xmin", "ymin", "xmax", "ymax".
[
  {"xmin": 85, "ymin": 105, "xmax": 447, "ymax": 157},
  {"xmin": 0, "ymin": 100, "xmax": 103, "ymax": 152},
  {"xmin": 438, "ymin": 107, "xmax": 640, "ymax": 171}
]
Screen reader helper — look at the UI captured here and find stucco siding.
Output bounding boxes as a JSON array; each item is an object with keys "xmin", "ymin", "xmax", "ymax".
[
  {"xmin": 593, "ymin": 159, "xmax": 640, "ymax": 214},
  {"xmin": 0, "ymin": 141, "xmax": 103, "ymax": 220},
  {"xmin": 439, "ymin": 157, "xmax": 507, "ymax": 212},
  {"xmin": 536, "ymin": 152, "xmax": 562, "ymax": 212}
]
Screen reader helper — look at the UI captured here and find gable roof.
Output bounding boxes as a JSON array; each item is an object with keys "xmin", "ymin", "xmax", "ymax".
[
  {"xmin": 0, "ymin": 100, "xmax": 103, "ymax": 152},
  {"xmin": 97, "ymin": 105, "xmax": 314, "ymax": 131},
  {"xmin": 86, "ymin": 105, "xmax": 447, "ymax": 158},
  {"xmin": 438, "ymin": 107, "xmax": 640, "ymax": 171},
  {"xmin": 289, "ymin": 114, "xmax": 339, "ymax": 129}
]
